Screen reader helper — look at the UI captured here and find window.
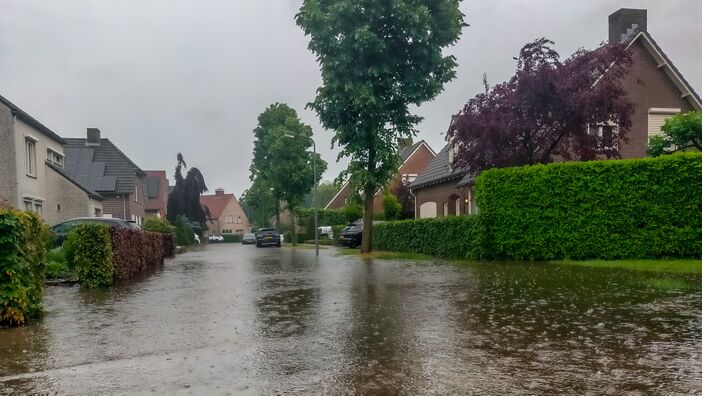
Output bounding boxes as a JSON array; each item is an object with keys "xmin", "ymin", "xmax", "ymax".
[
  {"xmin": 23, "ymin": 197, "xmax": 43, "ymax": 215},
  {"xmin": 587, "ymin": 123, "xmax": 619, "ymax": 150},
  {"xmin": 455, "ymin": 198, "xmax": 461, "ymax": 216},
  {"xmin": 25, "ymin": 138, "xmax": 37, "ymax": 177},
  {"xmin": 402, "ymin": 174, "xmax": 418, "ymax": 183},
  {"xmin": 443, "ymin": 202, "xmax": 448, "ymax": 217},
  {"xmin": 237, "ymin": 216, "xmax": 241, "ymax": 224},
  {"xmin": 227, "ymin": 215, "xmax": 233, "ymax": 224},
  {"xmin": 46, "ymin": 148, "xmax": 64, "ymax": 167},
  {"xmin": 134, "ymin": 183, "xmax": 140, "ymax": 203},
  {"xmin": 648, "ymin": 108, "xmax": 680, "ymax": 142}
]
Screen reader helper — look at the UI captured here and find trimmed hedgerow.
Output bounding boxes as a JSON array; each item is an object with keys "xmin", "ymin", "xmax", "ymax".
[
  {"xmin": 476, "ymin": 153, "xmax": 702, "ymax": 260},
  {"xmin": 373, "ymin": 215, "xmax": 487, "ymax": 259},
  {"xmin": 0, "ymin": 208, "xmax": 49, "ymax": 326},
  {"xmin": 110, "ymin": 229, "xmax": 165, "ymax": 281},
  {"xmin": 222, "ymin": 234, "xmax": 242, "ymax": 243},
  {"xmin": 142, "ymin": 217, "xmax": 176, "ymax": 257},
  {"xmin": 72, "ymin": 224, "xmax": 114, "ymax": 288}
]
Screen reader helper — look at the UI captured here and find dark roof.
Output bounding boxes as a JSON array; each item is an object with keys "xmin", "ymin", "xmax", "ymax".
[
  {"xmin": 0, "ymin": 94, "xmax": 66, "ymax": 145},
  {"xmin": 63, "ymin": 138, "xmax": 144, "ymax": 194},
  {"xmin": 146, "ymin": 174, "xmax": 160, "ymax": 198},
  {"xmin": 409, "ymin": 144, "xmax": 467, "ymax": 190},
  {"xmin": 399, "ymin": 140, "xmax": 425, "ymax": 162},
  {"xmin": 45, "ymin": 161, "xmax": 103, "ymax": 200}
]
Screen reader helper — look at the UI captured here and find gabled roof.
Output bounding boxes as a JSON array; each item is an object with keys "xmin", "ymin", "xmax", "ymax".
[
  {"xmin": 45, "ymin": 161, "xmax": 103, "ymax": 200},
  {"xmin": 324, "ymin": 139, "xmax": 436, "ymax": 208},
  {"xmin": 64, "ymin": 138, "xmax": 145, "ymax": 194},
  {"xmin": 627, "ymin": 31, "xmax": 701, "ymax": 109},
  {"xmin": 200, "ymin": 193, "xmax": 238, "ymax": 220},
  {"xmin": 0, "ymin": 94, "xmax": 66, "ymax": 145},
  {"xmin": 409, "ymin": 144, "xmax": 466, "ymax": 190}
]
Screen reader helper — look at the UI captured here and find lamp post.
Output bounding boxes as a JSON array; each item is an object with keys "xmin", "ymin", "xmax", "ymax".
[{"xmin": 284, "ymin": 131, "xmax": 319, "ymax": 256}]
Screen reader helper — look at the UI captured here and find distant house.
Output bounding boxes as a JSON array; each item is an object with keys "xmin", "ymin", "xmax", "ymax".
[
  {"xmin": 64, "ymin": 129, "xmax": 148, "ymax": 225},
  {"xmin": 325, "ymin": 139, "xmax": 436, "ymax": 213},
  {"xmin": 200, "ymin": 188, "xmax": 250, "ymax": 235},
  {"xmin": 144, "ymin": 170, "xmax": 169, "ymax": 218},
  {"xmin": 0, "ymin": 94, "xmax": 103, "ymax": 225},
  {"xmin": 410, "ymin": 8, "xmax": 701, "ymax": 219}
]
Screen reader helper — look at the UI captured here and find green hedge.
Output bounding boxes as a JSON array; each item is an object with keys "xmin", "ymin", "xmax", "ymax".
[
  {"xmin": 0, "ymin": 208, "xmax": 48, "ymax": 326},
  {"xmin": 373, "ymin": 216, "xmax": 487, "ymax": 259},
  {"xmin": 476, "ymin": 153, "xmax": 702, "ymax": 260},
  {"xmin": 142, "ymin": 217, "xmax": 176, "ymax": 235},
  {"xmin": 70, "ymin": 224, "xmax": 114, "ymax": 288},
  {"xmin": 222, "ymin": 234, "xmax": 242, "ymax": 243}
]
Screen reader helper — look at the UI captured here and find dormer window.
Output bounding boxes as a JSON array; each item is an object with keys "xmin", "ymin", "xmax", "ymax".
[{"xmin": 47, "ymin": 148, "xmax": 64, "ymax": 167}]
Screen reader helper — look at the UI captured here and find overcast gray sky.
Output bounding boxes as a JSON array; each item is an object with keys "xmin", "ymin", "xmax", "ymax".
[{"xmin": 0, "ymin": 0, "xmax": 700, "ymax": 196}]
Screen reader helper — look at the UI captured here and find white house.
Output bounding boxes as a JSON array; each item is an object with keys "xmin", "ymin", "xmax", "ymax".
[{"xmin": 0, "ymin": 94, "xmax": 103, "ymax": 225}]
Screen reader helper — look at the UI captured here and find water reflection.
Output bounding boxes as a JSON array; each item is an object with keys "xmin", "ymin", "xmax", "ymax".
[{"xmin": 0, "ymin": 245, "xmax": 699, "ymax": 394}]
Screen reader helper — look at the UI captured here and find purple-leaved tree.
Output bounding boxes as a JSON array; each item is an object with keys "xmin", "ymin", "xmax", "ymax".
[{"xmin": 448, "ymin": 38, "xmax": 634, "ymax": 173}]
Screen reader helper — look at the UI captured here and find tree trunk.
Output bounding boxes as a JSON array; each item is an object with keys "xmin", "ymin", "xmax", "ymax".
[
  {"xmin": 361, "ymin": 184, "xmax": 375, "ymax": 253},
  {"xmin": 290, "ymin": 209, "xmax": 296, "ymax": 246}
]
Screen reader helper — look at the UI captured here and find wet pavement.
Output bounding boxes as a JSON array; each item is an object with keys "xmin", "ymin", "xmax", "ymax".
[{"xmin": 0, "ymin": 244, "xmax": 700, "ymax": 395}]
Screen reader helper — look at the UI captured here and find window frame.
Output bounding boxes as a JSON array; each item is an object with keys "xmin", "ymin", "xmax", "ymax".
[{"xmin": 25, "ymin": 137, "xmax": 37, "ymax": 177}]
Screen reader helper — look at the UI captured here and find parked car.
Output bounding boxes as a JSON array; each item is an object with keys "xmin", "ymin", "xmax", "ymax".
[
  {"xmin": 318, "ymin": 226, "xmax": 334, "ymax": 240},
  {"xmin": 338, "ymin": 221, "xmax": 384, "ymax": 248},
  {"xmin": 208, "ymin": 235, "xmax": 224, "ymax": 242},
  {"xmin": 339, "ymin": 222, "xmax": 362, "ymax": 247},
  {"xmin": 50, "ymin": 217, "xmax": 138, "ymax": 246},
  {"xmin": 255, "ymin": 228, "xmax": 281, "ymax": 248},
  {"xmin": 242, "ymin": 233, "xmax": 257, "ymax": 245}
]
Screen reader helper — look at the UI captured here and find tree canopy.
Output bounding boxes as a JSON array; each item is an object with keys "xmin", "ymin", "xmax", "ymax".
[
  {"xmin": 648, "ymin": 111, "xmax": 702, "ymax": 156},
  {"xmin": 166, "ymin": 153, "xmax": 208, "ymax": 229},
  {"xmin": 303, "ymin": 180, "xmax": 339, "ymax": 209},
  {"xmin": 447, "ymin": 38, "xmax": 634, "ymax": 174},
  {"xmin": 248, "ymin": 103, "xmax": 327, "ymax": 239},
  {"xmin": 296, "ymin": 0, "xmax": 465, "ymax": 252},
  {"xmin": 240, "ymin": 179, "xmax": 277, "ymax": 229}
]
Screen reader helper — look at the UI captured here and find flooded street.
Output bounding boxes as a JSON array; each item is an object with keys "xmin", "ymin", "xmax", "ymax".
[{"xmin": 0, "ymin": 244, "xmax": 700, "ymax": 395}]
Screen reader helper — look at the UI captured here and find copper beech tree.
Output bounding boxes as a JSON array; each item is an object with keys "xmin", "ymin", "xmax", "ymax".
[{"xmin": 447, "ymin": 38, "xmax": 634, "ymax": 174}]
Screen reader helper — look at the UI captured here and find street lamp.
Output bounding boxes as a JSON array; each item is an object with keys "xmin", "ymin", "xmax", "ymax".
[{"xmin": 284, "ymin": 131, "xmax": 319, "ymax": 256}]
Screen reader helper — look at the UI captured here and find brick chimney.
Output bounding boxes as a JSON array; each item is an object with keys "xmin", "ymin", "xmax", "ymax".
[
  {"xmin": 609, "ymin": 8, "xmax": 647, "ymax": 44},
  {"xmin": 215, "ymin": 188, "xmax": 225, "ymax": 196},
  {"xmin": 86, "ymin": 128, "xmax": 101, "ymax": 146}
]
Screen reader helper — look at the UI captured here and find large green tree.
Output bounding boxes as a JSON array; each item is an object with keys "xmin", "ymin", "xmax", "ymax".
[
  {"xmin": 296, "ymin": 0, "xmax": 466, "ymax": 252},
  {"xmin": 302, "ymin": 180, "xmax": 339, "ymax": 209},
  {"xmin": 240, "ymin": 179, "xmax": 277, "ymax": 229},
  {"xmin": 249, "ymin": 103, "xmax": 327, "ymax": 243},
  {"xmin": 648, "ymin": 111, "xmax": 702, "ymax": 156}
]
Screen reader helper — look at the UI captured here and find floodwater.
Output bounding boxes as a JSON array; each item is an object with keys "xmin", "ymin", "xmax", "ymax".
[{"xmin": 0, "ymin": 244, "xmax": 700, "ymax": 395}]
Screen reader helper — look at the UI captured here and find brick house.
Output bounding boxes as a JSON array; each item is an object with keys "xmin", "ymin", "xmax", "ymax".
[
  {"xmin": 410, "ymin": 8, "xmax": 701, "ymax": 219},
  {"xmin": 325, "ymin": 139, "xmax": 436, "ymax": 213},
  {"xmin": 0, "ymin": 94, "xmax": 103, "ymax": 225},
  {"xmin": 64, "ymin": 129, "xmax": 148, "ymax": 225},
  {"xmin": 144, "ymin": 170, "xmax": 169, "ymax": 218},
  {"xmin": 200, "ymin": 188, "xmax": 250, "ymax": 235}
]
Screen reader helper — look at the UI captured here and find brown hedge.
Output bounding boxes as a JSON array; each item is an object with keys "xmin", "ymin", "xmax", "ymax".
[{"xmin": 109, "ymin": 229, "xmax": 168, "ymax": 281}]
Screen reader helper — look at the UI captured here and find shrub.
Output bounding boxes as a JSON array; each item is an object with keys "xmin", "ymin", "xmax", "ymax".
[
  {"xmin": 0, "ymin": 208, "xmax": 48, "ymax": 326},
  {"xmin": 222, "ymin": 234, "xmax": 242, "ymax": 243},
  {"xmin": 162, "ymin": 233, "xmax": 176, "ymax": 258},
  {"xmin": 373, "ymin": 216, "xmax": 487, "ymax": 259},
  {"xmin": 295, "ymin": 208, "xmax": 348, "ymax": 228},
  {"xmin": 476, "ymin": 153, "xmax": 702, "ymax": 260},
  {"xmin": 142, "ymin": 217, "xmax": 176, "ymax": 235},
  {"xmin": 45, "ymin": 247, "xmax": 73, "ymax": 280},
  {"xmin": 72, "ymin": 224, "xmax": 114, "ymax": 288},
  {"xmin": 341, "ymin": 202, "xmax": 363, "ymax": 223},
  {"xmin": 382, "ymin": 193, "xmax": 402, "ymax": 220},
  {"xmin": 110, "ymin": 229, "xmax": 166, "ymax": 281},
  {"xmin": 173, "ymin": 215, "xmax": 196, "ymax": 246}
]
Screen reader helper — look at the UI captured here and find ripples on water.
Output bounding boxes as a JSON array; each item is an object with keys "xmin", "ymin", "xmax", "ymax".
[{"xmin": 0, "ymin": 246, "xmax": 700, "ymax": 394}]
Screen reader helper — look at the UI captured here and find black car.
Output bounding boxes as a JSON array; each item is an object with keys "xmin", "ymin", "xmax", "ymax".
[
  {"xmin": 50, "ymin": 217, "xmax": 139, "ymax": 246},
  {"xmin": 255, "ymin": 228, "xmax": 281, "ymax": 248},
  {"xmin": 339, "ymin": 221, "xmax": 385, "ymax": 248},
  {"xmin": 339, "ymin": 222, "xmax": 363, "ymax": 248}
]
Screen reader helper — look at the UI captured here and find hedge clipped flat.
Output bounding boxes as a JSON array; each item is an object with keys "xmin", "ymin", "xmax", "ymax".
[{"xmin": 476, "ymin": 153, "xmax": 702, "ymax": 260}]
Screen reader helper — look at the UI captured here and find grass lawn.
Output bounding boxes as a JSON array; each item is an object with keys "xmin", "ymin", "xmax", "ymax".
[
  {"xmin": 549, "ymin": 259, "xmax": 701, "ymax": 274},
  {"xmin": 336, "ymin": 248, "xmax": 435, "ymax": 261},
  {"xmin": 283, "ymin": 243, "xmax": 329, "ymax": 250}
]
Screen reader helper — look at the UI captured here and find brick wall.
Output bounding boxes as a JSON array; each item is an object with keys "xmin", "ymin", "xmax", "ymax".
[
  {"xmin": 0, "ymin": 103, "xmax": 17, "ymax": 206},
  {"xmin": 619, "ymin": 40, "xmax": 697, "ymax": 158}
]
